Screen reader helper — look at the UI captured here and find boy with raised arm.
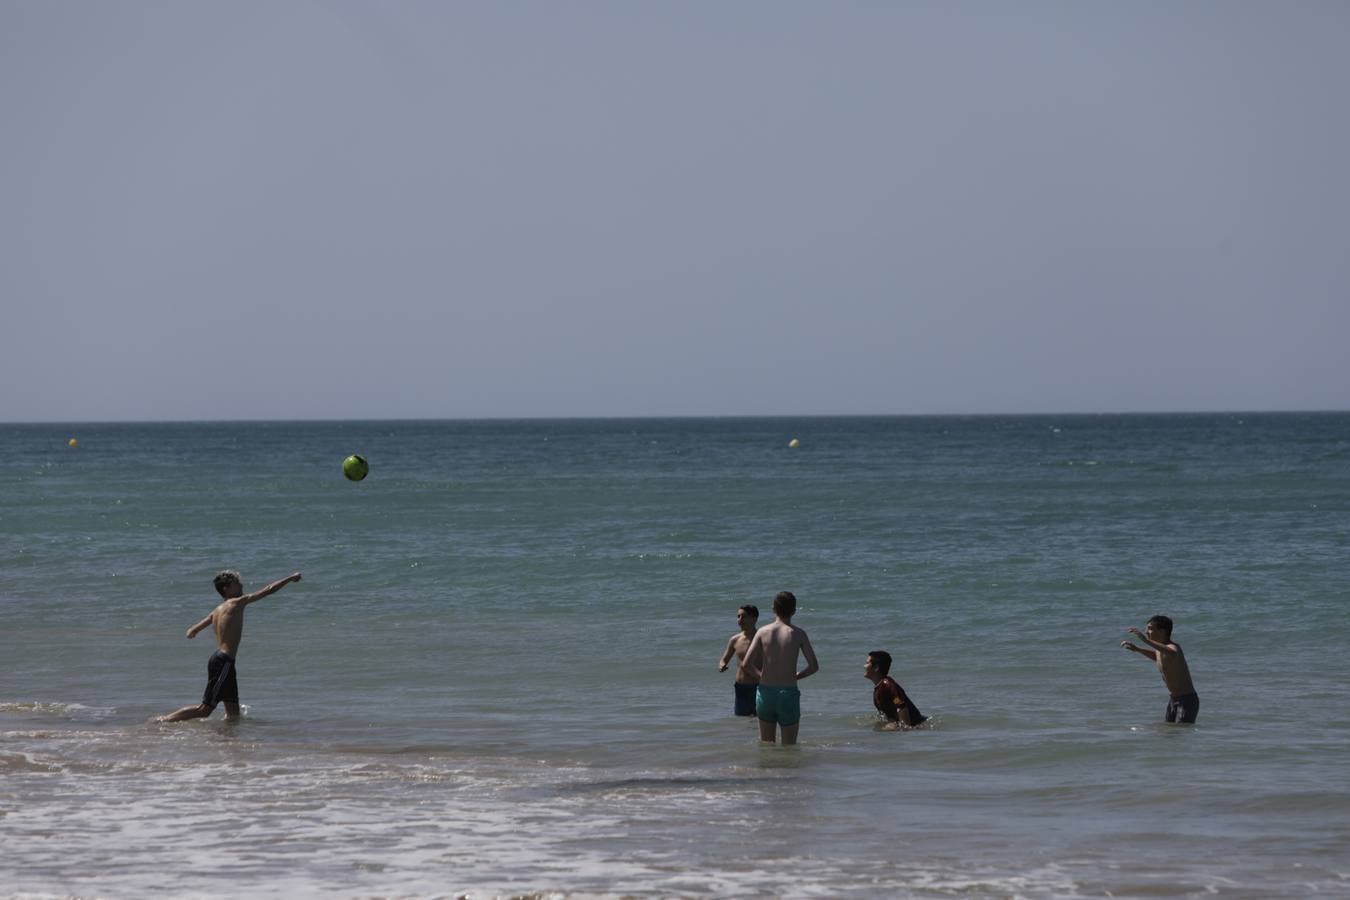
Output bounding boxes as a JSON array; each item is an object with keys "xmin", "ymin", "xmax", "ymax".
[
  {"xmin": 1120, "ymin": 614, "xmax": 1199, "ymax": 724},
  {"xmin": 157, "ymin": 570, "xmax": 302, "ymax": 722},
  {"xmin": 742, "ymin": 591, "xmax": 819, "ymax": 744},
  {"xmin": 717, "ymin": 604, "xmax": 760, "ymax": 716},
  {"xmin": 863, "ymin": 650, "xmax": 927, "ymax": 728}
]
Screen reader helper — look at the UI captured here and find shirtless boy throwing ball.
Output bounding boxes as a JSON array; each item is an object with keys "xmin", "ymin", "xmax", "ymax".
[{"xmin": 157, "ymin": 570, "xmax": 302, "ymax": 722}]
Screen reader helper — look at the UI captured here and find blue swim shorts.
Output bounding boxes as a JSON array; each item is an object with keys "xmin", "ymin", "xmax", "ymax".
[{"xmin": 755, "ymin": 685, "xmax": 801, "ymax": 726}]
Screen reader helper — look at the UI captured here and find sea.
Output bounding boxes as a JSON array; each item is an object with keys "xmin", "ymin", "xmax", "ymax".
[{"xmin": 2, "ymin": 414, "xmax": 1348, "ymax": 898}]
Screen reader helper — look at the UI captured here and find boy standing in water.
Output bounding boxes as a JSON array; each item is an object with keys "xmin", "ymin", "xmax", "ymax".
[
  {"xmin": 863, "ymin": 650, "xmax": 927, "ymax": 728},
  {"xmin": 717, "ymin": 604, "xmax": 760, "ymax": 716},
  {"xmin": 742, "ymin": 591, "xmax": 819, "ymax": 744},
  {"xmin": 1121, "ymin": 614, "xmax": 1199, "ymax": 724},
  {"xmin": 157, "ymin": 570, "xmax": 302, "ymax": 722}
]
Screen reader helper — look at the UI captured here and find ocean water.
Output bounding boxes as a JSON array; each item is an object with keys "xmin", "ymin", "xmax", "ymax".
[{"xmin": 2, "ymin": 414, "xmax": 1348, "ymax": 898}]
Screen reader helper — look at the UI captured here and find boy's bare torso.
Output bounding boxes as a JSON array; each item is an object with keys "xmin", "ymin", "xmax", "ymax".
[
  {"xmin": 727, "ymin": 632, "xmax": 755, "ymax": 683},
  {"xmin": 1155, "ymin": 642, "xmax": 1196, "ymax": 697},
  {"xmin": 754, "ymin": 621, "xmax": 810, "ymax": 687},
  {"xmin": 207, "ymin": 600, "xmax": 248, "ymax": 656}
]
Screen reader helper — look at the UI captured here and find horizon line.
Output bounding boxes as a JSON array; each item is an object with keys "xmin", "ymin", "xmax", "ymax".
[{"xmin": 3, "ymin": 408, "xmax": 1347, "ymax": 426}]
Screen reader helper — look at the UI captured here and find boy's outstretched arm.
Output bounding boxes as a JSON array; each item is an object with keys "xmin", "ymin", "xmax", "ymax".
[
  {"xmin": 238, "ymin": 572, "xmax": 302, "ymax": 606},
  {"xmin": 186, "ymin": 614, "xmax": 213, "ymax": 639},
  {"xmin": 1120, "ymin": 639, "xmax": 1157, "ymax": 660},
  {"xmin": 717, "ymin": 636, "xmax": 738, "ymax": 672},
  {"xmin": 1126, "ymin": 627, "xmax": 1175, "ymax": 655}
]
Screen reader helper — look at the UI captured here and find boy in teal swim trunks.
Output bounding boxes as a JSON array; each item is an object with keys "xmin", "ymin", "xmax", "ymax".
[{"xmin": 742, "ymin": 591, "xmax": 819, "ymax": 744}]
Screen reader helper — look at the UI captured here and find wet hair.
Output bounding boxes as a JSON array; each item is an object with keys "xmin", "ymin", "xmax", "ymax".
[
  {"xmin": 868, "ymin": 651, "xmax": 893, "ymax": 676},
  {"xmin": 738, "ymin": 604, "xmax": 759, "ymax": 621},
  {"xmin": 1147, "ymin": 615, "xmax": 1174, "ymax": 638},
  {"xmin": 213, "ymin": 570, "xmax": 242, "ymax": 596},
  {"xmin": 772, "ymin": 591, "xmax": 797, "ymax": 619}
]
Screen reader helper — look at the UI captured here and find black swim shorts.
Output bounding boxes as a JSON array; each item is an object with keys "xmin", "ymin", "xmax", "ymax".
[
  {"xmin": 1165, "ymin": 692, "xmax": 1199, "ymax": 724},
  {"xmin": 202, "ymin": 650, "xmax": 239, "ymax": 709},
  {"xmin": 734, "ymin": 682, "xmax": 757, "ymax": 717}
]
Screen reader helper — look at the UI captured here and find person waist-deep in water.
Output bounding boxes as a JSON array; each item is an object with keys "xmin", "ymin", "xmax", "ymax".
[
  {"xmin": 717, "ymin": 603, "xmax": 760, "ymax": 716},
  {"xmin": 864, "ymin": 650, "xmax": 927, "ymax": 728},
  {"xmin": 1121, "ymin": 614, "xmax": 1199, "ymax": 724}
]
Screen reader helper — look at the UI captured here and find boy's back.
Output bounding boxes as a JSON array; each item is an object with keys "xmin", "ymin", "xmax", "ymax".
[
  {"xmin": 754, "ymin": 621, "xmax": 812, "ymax": 687},
  {"xmin": 743, "ymin": 591, "xmax": 819, "ymax": 744}
]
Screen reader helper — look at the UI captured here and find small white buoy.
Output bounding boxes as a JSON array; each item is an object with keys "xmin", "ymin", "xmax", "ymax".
[{"xmin": 788, "ymin": 438, "xmax": 800, "ymax": 449}]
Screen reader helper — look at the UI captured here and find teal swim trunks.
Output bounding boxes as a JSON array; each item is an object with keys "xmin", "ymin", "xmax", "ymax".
[{"xmin": 755, "ymin": 685, "xmax": 801, "ymax": 726}]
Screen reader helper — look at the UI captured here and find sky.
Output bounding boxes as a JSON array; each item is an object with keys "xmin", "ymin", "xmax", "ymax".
[{"xmin": 3, "ymin": 1, "xmax": 1348, "ymax": 421}]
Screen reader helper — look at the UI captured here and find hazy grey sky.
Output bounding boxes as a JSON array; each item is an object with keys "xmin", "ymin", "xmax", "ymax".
[{"xmin": 4, "ymin": 1, "xmax": 1347, "ymax": 421}]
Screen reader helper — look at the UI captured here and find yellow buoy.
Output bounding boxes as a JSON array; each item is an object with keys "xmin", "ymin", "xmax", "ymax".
[
  {"xmin": 68, "ymin": 438, "xmax": 78, "ymax": 448},
  {"xmin": 788, "ymin": 438, "xmax": 800, "ymax": 448}
]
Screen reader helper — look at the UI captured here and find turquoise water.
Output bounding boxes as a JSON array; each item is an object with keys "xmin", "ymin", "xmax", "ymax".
[{"xmin": 3, "ymin": 415, "xmax": 1349, "ymax": 897}]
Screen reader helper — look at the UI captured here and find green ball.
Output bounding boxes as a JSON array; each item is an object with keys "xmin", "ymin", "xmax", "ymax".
[{"xmin": 342, "ymin": 454, "xmax": 369, "ymax": 481}]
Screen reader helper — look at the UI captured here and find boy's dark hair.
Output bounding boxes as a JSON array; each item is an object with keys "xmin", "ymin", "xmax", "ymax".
[
  {"xmin": 213, "ymin": 570, "xmax": 242, "ymax": 596},
  {"xmin": 773, "ymin": 591, "xmax": 797, "ymax": 619},
  {"xmin": 1147, "ymin": 614, "xmax": 1174, "ymax": 638},
  {"xmin": 868, "ymin": 650, "xmax": 893, "ymax": 676},
  {"xmin": 739, "ymin": 604, "xmax": 759, "ymax": 620}
]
